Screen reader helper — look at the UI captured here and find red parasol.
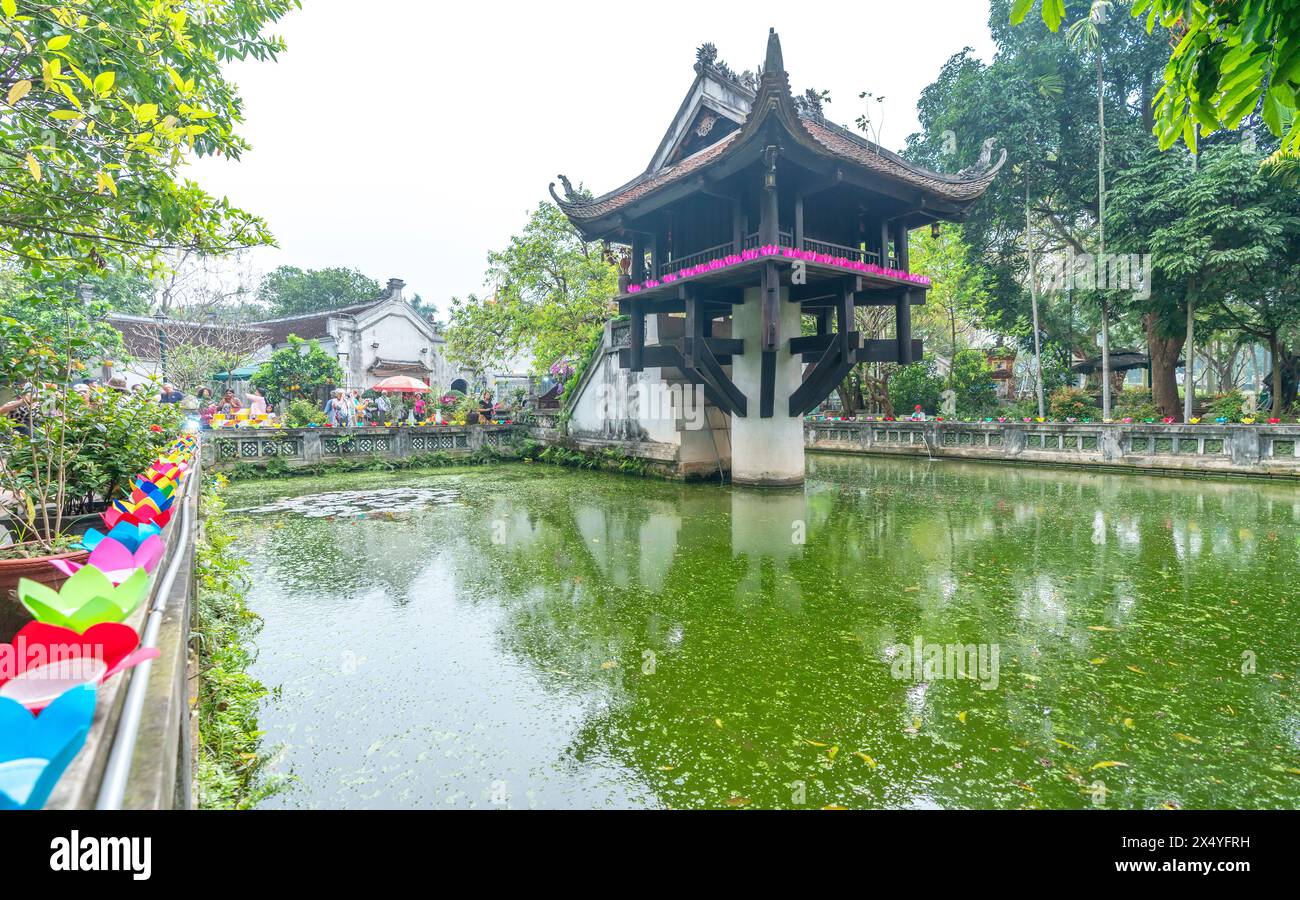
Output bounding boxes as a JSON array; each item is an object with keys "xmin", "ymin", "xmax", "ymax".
[{"xmin": 371, "ymin": 375, "xmax": 430, "ymax": 393}]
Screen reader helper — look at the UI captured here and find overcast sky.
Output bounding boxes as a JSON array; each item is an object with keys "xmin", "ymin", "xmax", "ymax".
[{"xmin": 188, "ymin": 0, "xmax": 997, "ymax": 318}]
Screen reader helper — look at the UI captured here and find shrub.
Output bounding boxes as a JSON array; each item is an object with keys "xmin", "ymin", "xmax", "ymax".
[
  {"xmin": 1049, "ymin": 386, "xmax": 1102, "ymax": 420},
  {"xmin": 285, "ymin": 398, "xmax": 327, "ymax": 428},
  {"xmin": 1208, "ymin": 390, "xmax": 1246, "ymax": 422},
  {"xmin": 889, "ymin": 359, "xmax": 944, "ymax": 415},
  {"xmin": 950, "ymin": 349, "xmax": 998, "ymax": 418},
  {"xmin": 1113, "ymin": 388, "xmax": 1159, "ymax": 421}
]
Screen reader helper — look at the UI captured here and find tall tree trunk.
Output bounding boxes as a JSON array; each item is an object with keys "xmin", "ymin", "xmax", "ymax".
[
  {"xmin": 1272, "ymin": 332, "xmax": 1284, "ymax": 414},
  {"xmin": 1096, "ymin": 53, "xmax": 1111, "ymax": 420},
  {"xmin": 1183, "ymin": 283, "xmax": 1197, "ymax": 422},
  {"xmin": 1026, "ymin": 176, "xmax": 1045, "ymax": 417},
  {"xmin": 1145, "ymin": 314, "xmax": 1184, "ymax": 417}
]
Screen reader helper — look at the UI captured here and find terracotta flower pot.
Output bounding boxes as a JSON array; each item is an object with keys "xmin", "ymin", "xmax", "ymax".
[{"xmin": 0, "ymin": 545, "xmax": 90, "ymax": 641}]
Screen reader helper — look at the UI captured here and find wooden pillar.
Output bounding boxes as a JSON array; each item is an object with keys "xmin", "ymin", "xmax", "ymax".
[
  {"xmin": 896, "ymin": 221, "xmax": 910, "ymax": 273},
  {"xmin": 896, "ymin": 291, "xmax": 913, "ymax": 365},
  {"xmin": 651, "ymin": 229, "xmax": 665, "ymax": 278},
  {"xmin": 838, "ymin": 279, "xmax": 855, "ymax": 359},
  {"xmin": 794, "ymin": 194, "xmax": 805, "ymax": 250},
  {"xmin": 880, "ymin": 220, "xmax": 891, "ymax": 267},
  {"xmin": 629, "ymin": 300, "xmax": 645, "ymax": 372},
  {"xmin": 630, "ymin": 233, "xmax": 645, "ymax": 283}
]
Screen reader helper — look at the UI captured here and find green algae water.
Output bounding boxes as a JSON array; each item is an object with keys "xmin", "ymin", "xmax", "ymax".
[{"xmin": 225, "ymin": 455, "xmax": 1300, "ymax": 809}]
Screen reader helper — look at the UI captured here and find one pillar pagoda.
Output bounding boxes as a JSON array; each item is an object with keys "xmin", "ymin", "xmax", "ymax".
[{"xmin": 552, "ymin": 29, "xmax": 1004, "ymax": 486}]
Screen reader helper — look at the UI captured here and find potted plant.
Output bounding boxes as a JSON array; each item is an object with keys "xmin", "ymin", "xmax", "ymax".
[{"xmin": 0, "ymin": 314, "xmax": 179, "ymax": 638}]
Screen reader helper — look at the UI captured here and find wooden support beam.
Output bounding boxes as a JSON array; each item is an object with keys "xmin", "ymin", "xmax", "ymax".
[
  {"xmin": 789, "ymin": 342, "xmax": 853, "ymax": 417},
  {"xmin": 761, "ymin": 261, "xmax": 780, "ymax": 352},
  {"xmin": 856, "ymin": 339, "xmax": 924, "ymax": 364},
  {"xmin": 629, "ymin": 299, "xmax": 645, "ymax": 372},
  {"xmin": 895, "ymin": 289, "xmax": 914, "ymax": 365},
  {"xmin": 760, "ymin": 351, "xmax": 776, "ymax": 418}
]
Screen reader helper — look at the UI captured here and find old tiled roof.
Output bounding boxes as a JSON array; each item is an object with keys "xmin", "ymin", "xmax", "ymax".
[
  {"xmin": 368, "ymin": 357, "xmax": 432, "ymax": 374},
  {"xmin": 801, "ymin": 119, "xmax": 1002, "ymax": 202},
  {"xmin": 107, "ymin": 314, "xmax": 268, "ymax": 359},
  {"xmin": 552, "ymin": 30, "xmax": 1004, "ymax": 226},
  {"xmin": 253, "ymin": 300, "xmax": 384, "ymax": 346},
  {"xmin": 552, "ymin": 131, "xmax": 740, "ymax": 220}
]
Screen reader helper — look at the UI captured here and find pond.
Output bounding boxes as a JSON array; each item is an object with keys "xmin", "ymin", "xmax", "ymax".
[{"xmin": 225, "ymin": 455, "xmax": 1300, "ymax": 809}]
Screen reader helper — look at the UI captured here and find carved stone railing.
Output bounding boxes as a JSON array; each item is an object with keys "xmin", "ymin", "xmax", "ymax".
[
  {"xmin": 805, "ymin": 420, "xmax": 1300, "ymax": 477},
  {"xmin": 203, "ymin": 424, "xmax": 521, "ymax": 471}
]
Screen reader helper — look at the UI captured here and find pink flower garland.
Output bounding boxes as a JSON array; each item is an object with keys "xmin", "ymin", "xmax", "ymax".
[{"xmin": 624, "ymin": 245, "xmax": 931, "ymax": 294}]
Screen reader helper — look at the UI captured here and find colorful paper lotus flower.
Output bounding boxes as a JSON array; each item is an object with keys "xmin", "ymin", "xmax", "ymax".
[
  {"xmin": 0, "ymin": 622, "xmax": 157, "ymax": 711},
  {"xmin": 17, "ymin": 567, "xmax": 150, "ymax": 633},
  {"xmin": 49, "ymin": 534, "xmax": 163, "ymax": 584},
  {"xmin": 102, "ymin": 498, "xmax": 172, "ymax": 530},
  {"xmin": 0, "ymin": 683, "xmax": 96, "ymax": 810},
  {"xmin": 80, "ymin": 521, "xmax": 162, "ymax": 554}
]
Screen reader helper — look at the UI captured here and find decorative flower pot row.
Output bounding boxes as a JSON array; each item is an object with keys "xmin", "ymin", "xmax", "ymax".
[
  {"xmin": 0, "ymin": 431, "xmax": 197, "ymax": 810},
  {"xmin": 625, "ymin": 245, "xmax": 932, "ymax": 294},
  {"xmin": 807, "ymin": 415, "xmax": 1286, "ymax": 425}
]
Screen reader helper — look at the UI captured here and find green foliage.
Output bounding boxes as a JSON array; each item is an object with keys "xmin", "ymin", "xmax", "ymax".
[
  {"xmin": 1208, "ymin": 390, "xmax": 1247, "ymax": 422},
  {"xmin": 1049, "ymin": 385, "xmax": 1102, "ymax": 419},
  {"xmin": 950, "ymin": 348, "xmax": 999, "ymax": 417},
  {"xmin": 1012, "ymin": 1, "xmax": 1300, "ymax": 155},
  {"xmin": 257, "ymin": 266, "xmax": 381, "ymax": 318},
  {"xmin": 194, "ymin": 475, "xmax": 288, "ymax": 809},
  {"xmin": 1113, "ymin": 387, "xmax": 1159, "ymax": 420},
  {"xmin": 444, "ymin": 202, "xmax": 617, "ymax": 377},
  {"xmin": 250, "ymin": 335, "xmax": 343, "ymax": 404},
  {"xmin": 0, "ymin": 301, "xmax": 178, "ymax": 550},
  {"xmin": 0, "ymin": 0, "xmax": 297, "ymax": 278},
  {"xmin": 889, "ymin": 359, "xmax": 944, "ymax": 415},
  {"xmin": 536, "ymin": 444, "xmax": 657, "ymax": 478},
  {"xmin": 911, "ymin": 226, "xmax": 994, "ymax": 357},
  {"xmin": 284, "ymin": 398, "xmax": 326, "ymax": 427}
]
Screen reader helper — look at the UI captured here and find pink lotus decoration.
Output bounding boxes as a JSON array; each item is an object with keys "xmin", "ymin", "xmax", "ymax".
[
  {"xmin": 624, "ymin": 245, "xmax": 932, "ymax": 294},
  {"xmin": 49, "ymin": 535, "xmax": 164, "ymax": 585}
]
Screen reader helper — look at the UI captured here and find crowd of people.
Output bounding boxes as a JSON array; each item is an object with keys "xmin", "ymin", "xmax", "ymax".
[{"xmin": 3, "ymin": 377, "xmax": 512, "ymax": 431}]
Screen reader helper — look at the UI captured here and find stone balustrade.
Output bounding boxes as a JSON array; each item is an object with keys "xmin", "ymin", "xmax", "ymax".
[
  {"xmin": 201, "ymin": 424, "xmax": 519, "ymax": 471},
  {"xmin": 806, "ymin": 419, "xmax": 1300, "ymax": 478}
]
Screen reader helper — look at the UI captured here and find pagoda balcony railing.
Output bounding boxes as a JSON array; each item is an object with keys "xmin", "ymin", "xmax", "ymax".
[
  {"xmin": 651, "ymin": 233, "xmax": 901, "ymax": 280},
  {"xmin": 801, "ymin": 236, "xmax": 894, "ymax": 269},
  {"xmin": 742, "ymin": 230, "xmax": 794, "ymax": 250},
  {"xmin": 654, "ymin": 240, "xmax": 738, "ymax": 278}
]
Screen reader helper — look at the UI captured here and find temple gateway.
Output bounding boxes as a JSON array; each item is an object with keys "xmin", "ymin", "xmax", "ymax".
[{"xmin": 553, "ymin": 29, "xmax": 1004, "ymax": 485}]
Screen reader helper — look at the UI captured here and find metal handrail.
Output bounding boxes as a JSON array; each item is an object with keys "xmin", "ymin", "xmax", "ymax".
[{"xmin": 95, "ymin": 448, "xmax": 199, "ymax": 810}]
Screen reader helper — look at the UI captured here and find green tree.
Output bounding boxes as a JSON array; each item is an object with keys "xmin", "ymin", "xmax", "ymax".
[
  {"xmin": 910, "ymin": 225, "xmax": 993, "ymax": 387},
  {"xmin": 0, "ymin": 0, "xmax": 296, "ymax": 278},
  {"xmin": 250, "ymin": 335, "xmax": 342, "ymax": 405},
  {"xmin": 445, "ymin": 202, "xmax": 618, "ymax": 376},
  {"xmin": 257, "ymin": 266, "xmax": 381, "ymax": 318},
  {"xmin": 1013, "ymin": 1, "xmax": 1300, "ymax": 159},
  {"xmin": 889, "ymin": 359, "xmax": 945, "ymax": 416},
  {"xmin": 1108, "ymin": 143, "xmax": 1300, "ymax": 416},
  {"xmin": 950, "ymin": 349, "xmax": 999, "ymax": 417}
]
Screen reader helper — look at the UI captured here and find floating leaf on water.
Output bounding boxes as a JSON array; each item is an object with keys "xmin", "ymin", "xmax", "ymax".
[
  {"xmin": 1127, "ymin": 666, "xmax": 1147, "ymax": 675},
  {"xmin": 1089, "ymin": 657, "xmax": 1107, "ymax": 665},
  {"xmin": 957, "ymin": 711, "xmax": 968, "ymax": 724},
  {"xmin": 855, "ymin": 752, "xmax": 877, "ymax": 767},
  {"xmin": 725, "ymin": 796, "xmax": 749, "ymax": 806},
  {"xmin": 1090, "ymin": 761, "xmax": 1129, "ymax": 770},
  {"xmin": 1173, "ymin": 733, "xmax": 1202, "ymax": 744},
  {"xmin": 1053, "ymin": 738, "xmax": 1080, "ymax": 751}
]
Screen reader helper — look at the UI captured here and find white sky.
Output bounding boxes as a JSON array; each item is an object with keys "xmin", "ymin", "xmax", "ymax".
[{"xmin": 188, "ymin": 0, "xmax": 997, "ymax": 318}]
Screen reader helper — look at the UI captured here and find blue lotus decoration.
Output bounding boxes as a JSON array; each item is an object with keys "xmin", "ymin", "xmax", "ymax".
[{"xmin": 0, "ymin": 684, "xmax": 97, "ymax": 810}]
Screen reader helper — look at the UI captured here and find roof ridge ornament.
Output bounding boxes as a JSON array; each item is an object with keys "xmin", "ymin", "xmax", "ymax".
[
  {"xmin": 764, "ymin": 28, "xmax": 784, "ymax": 77},
  {"xmin": 957, "ymin": 138, "xmax": 1009, "ymax": 180}
]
